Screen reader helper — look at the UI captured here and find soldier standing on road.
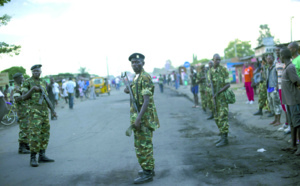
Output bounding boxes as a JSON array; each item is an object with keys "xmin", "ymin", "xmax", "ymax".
[
  {"xmin": 208, "ymin": 54, "xmax": 231, "ymax": 147},
  {"xmin": 198, "ymin": 65, "xmax": 207, "ymax": 111},
  {"xmin": 21, "ymin": 64, "xmax": 55, "ymax": 167},
  {"xmin": 12, "ymin": 73, "xmax": 30, "ymax": 154},
  {"xmin": 254, "ymin": 58, "xmax": 268, "ymax": 116},
  {"xmin": 124, "ymin": 53, "xmax": 160, "ymax": 184},
  {"xmin": 190, "ymin": 66, "xmax": 199, "ymax": 108},
  {"xmin": 206, "ymin": 61, "xmax": 215, "ymax": 120}
]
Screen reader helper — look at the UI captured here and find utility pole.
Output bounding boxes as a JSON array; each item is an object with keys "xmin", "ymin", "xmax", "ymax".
[{"xmin": 291, "ymin": 16, "xmax": 294, "ymax": 42}]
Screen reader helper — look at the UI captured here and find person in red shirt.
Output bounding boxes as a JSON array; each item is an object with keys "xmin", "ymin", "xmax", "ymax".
[{"xmin": 244, "ymin": 62, "xmax": 254, "ymax": 104}]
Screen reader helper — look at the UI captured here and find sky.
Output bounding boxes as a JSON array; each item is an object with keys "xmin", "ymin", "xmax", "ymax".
[{"xmin": 0, "ymin": 0, "xmax": 300, "ymax": 77}]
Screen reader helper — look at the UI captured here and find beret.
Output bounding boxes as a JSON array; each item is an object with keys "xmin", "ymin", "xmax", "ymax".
[
  {"xmin": 13, "ymin": 72, "xmax": 23, "ymax": 79},
  {"xmin": 128, "ymin": 53, "xmax": 145, "ymax": 61},
  {"xmin": 31, "ymin": 64, "xmax": 42, "ymax": 70}
]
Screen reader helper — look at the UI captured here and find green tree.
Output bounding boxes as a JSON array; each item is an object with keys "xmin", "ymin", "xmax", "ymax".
[
  {"xmin": 192, "ymin": 54, "xmax": 210, "ymax": 65},
  {"xmin": 78, "ymin": 67, "xmax": 90, "ymax": 77},
  {"xmin": 224, "ymin": 39, "xmax": 254, "ymax": 58},
  {"xmin": 0, "ymin": 0, "xmax": 21, "ymax": 56},
  {"xmin": 257, "ymin": 24, "xmax": 276, "ymax": 45},
  {"xmin": 1, "ymin": 66, "xmax": 29, "ymax": 80}
]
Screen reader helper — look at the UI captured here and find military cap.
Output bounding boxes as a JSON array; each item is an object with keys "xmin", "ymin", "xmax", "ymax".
[
  {"xmin": 31, "ymin": 64, "xmax": 42, "ymax": 70},
  {"xmin": 128, "ymin": 53, "xmax": 145, "ymax": 61},
  {"xmin": 13, "ymin": 72, "xmax": 23, "ymax": 79}
]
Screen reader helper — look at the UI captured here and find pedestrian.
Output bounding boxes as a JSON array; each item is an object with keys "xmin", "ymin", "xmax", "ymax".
[
  {"xmin": 254, "ymin": 58, "xmax": 268, "ymax": 116},
  {"xmin": 158, "ymin": 74, "xmax": 164, "ymax": 93},
  {"xmin": 0, "ymin": 89, "xmax": 9, "ymax": 123},
  {"xmin": 208, "ymin": 54, "xmax": 231, "ymax": 147},
  {"xmin": 280, "ymin": 48, "xmax": 300, "ymax": 155},
  {"xmin": 190, "ymin": 66, "xmax": 199, "ymax": 108},
  {"xmin": 47, "ymin": 78, "xmax": 57, "ymax": 120},
  {"xmin": 11, "ymin": 72, "xmax": 30, "ymax": 154},
  {"xmin": 66, "ymin": 77, "xmax": 76, "ymax": 109},
  {"xmin": 288, "ymin": 42, "xmax": 300, "ymax": 77},
  {"xmin": 89, "ymin": 78, "xmax": 96, "ymax": 100},
  {"xmin": 52, "ymin": 79, "xmax": 59, "ymax": 106},
  {"xmin": 266, "ymin": 54, "xmax": 282, "ymax": 126},
  {"xmin": 124, "ymin": 53, "xmax": 160, "ymax": 184},
  {"xmin": 21, "ymin": 64, "xmax": 56, "ymax": 167},
  {"xmin": 115, "ymin": 77, "xmax": 120, "ymax": 90},
  {"xmin": 275, "ymin": 46, "xmax": 289, "ymax": 131},
  {"xmin": 83, "ymin": 80, "xmax": 90, "ymax": 99},
  {"xmin": 198, "ymin": 65, "xmax": 207, "ymax": 111},
  {"xmin": 61, "ymin": 79, "xmax": 68, "ymax": 104},
  {"xmin": 244, "ymin": 62, "xmax": 254, "ymax": 104},
  {"xmin": 206, "ymin": 61, "xmax": 215, "ymax": 120}
]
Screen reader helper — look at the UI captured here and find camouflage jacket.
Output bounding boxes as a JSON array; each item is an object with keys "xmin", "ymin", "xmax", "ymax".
[
  {"xmin": 21, "ymin": 77, "xmax": 49, "ymax": 113},
  {"xmin": 207, "ymin": 65, "xmax": 230, "ymax": 99},
  {"xmin": 197, "ymin": 70, "xmax": 206, "ymax": 91},
  {"xmin": 13, "ymin": 84, "xmax": 28, "ymax": 115},
  {"xmin": 130, "ymin": 69, "xmax": 160, "ymax": 131}
]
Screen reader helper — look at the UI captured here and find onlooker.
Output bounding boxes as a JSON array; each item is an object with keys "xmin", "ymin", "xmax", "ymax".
[
  {"xmin": 47, "ymin": 78, "xmax": 57, "ymax": 120},
  {"xmin": 244, "ymin": 62, "xmax": 254, "ymax": 104},
  {"xmin": 0, "ymin": 90, "xmax": 9, "ymax": 123},
  {"xmin": 288, "ymin": 42, "xmax": 300, "ymax": 77},
  {"xmin": 115, "ymin": 77, "xmax": 120, "ymax": 90},
  {"xmin": 66, "ymin": 77, "xmax": 76, "ymax": 109},
  {"xmin": 52, "ymin": 79, "xmax": 59, "ymax": 105},
  {"xmin": 61, "ymin": 79, "xmax": 68, "ymax": 104},
  {"xmin": 158, "ymin": 74, "xmax": 164, "ymax": 93},
  {"xmin": 280, "ymin": 48, "xmax": 300, "ymax": 155},
  {"xmin": 190, "ymin": 66, "xmax": 199, "ymax": 108},
  {"xmin": 266, "ymin": 54, "xmax": 282, "ymax": 126},
  {"xmin": 89, "ymin": 78, "xmax": 96, "ymax": 100}
]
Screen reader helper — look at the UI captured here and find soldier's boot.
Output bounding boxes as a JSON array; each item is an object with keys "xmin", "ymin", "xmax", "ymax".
[
  {"xmin": 38, "ymin": 150, "xmax": 55, "ymax": 163},
  {"xmin": 134, "ymin": 170, "xmax": 153, "ymax": 184},
  {"xmin": 19, "ymin": 143, "xmax": 30, "ymax": 154},
  {"xmin": 30, "ymin": 153, "xmax": 39, "ymax": 167},
  {"xmin": 207, "ymin": 113, "xmax": 214, "ymax": 120},
  {"xmin": 25, "ymin": 143, "xmax": 30, "ymax": 150},
  {"xmin": 138, "ymin": 169, "xmax": 155, "ymax": 177},
  {"xmin": 214, "ymin": 136, "xmax": 222, "ymax": 144},
  {"xmin": 216, "ymin": 133, "xmax": 228, "ymax": 147},
  {"xmin": 253, "ymin": 108, "xmax": 263, "ymax": 115}
]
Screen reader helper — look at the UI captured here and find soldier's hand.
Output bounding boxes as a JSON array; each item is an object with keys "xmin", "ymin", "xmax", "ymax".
[
  {"xmin": 33, "ymin": 86, "xmax": 41, "ymax": 92},
  {"xmin": 124, "ymin": 87, "xmax": 129, "ymax": 94},
  {"xmin": 134, "ymin": 118, "xmax": 141, "ymax": 130}
]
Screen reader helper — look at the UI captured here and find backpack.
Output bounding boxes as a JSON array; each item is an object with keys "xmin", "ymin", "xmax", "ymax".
[{"xmin": 224, "ymin": 88, "xmax": 236, "ymax": 104}]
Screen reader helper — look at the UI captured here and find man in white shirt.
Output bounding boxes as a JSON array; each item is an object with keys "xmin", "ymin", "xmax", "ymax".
[
  {"xmin": 66, "ymin": 77, "xmax": 76, "ymax": 109},
  {"xmin": 115, "ymin": 77, "xmax": 120, "ymax": 90},
  {"xmin": 0, "ymin": 90, "xmax": 9, "ymax": 122},
  {"xmin": 52, "ymin": 80, "xmax": 59, "ymax": 105}
]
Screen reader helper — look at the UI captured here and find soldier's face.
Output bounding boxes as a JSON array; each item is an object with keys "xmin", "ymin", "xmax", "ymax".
[
  {"xmin": 32, "ymin": 68, "xmax": 41, "ymax": 79},
  {"xmin": 15, "ymin": 76, "xmax": 24, "ymax": 85},
  {"xmin": 131, "ymin": 59, "xmax": 144, "ymax": 73},
  {"xmin": 213, "ymin": 55, "xmax": 221, "ymax": 68}
]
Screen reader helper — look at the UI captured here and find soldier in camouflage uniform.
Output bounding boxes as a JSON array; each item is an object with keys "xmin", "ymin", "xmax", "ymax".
[
  {"xmin": 21, "ymin": 64, "xmax": 56, "ymax": 167},
  {"xmin": 208, "ymin": 54, "xmax": 231, "ymax": 147},
  {"xmin": 254, "ymin": 59, "xmax": 268, "ymax": 115},
  {"xmin": 206, "ymin": 61, "xmax": 215, "ymax": 120},
  {"xmin": 198, "ymin": 65, "xmax": 207, "ymax": 111},
  {"xmin": 124, "ymin": 53, "xmax": 160, "ymax": 184},
  {"xmin": 12, "ymin": 73, "xmax": 30, "ymax": 154}
]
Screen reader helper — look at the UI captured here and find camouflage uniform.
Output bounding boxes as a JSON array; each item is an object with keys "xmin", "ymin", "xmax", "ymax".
[
  {"xmin": 130, "ymin": 69, "xmax": 160, "ymax": 171},
  {"xmin": 208, "ymin": 66, "xmax": 230, "ymax": 134},
  {"xmin": 13, "ymin": 84, "xmax": 29, "ymax": 144},
  {"xmin": 197, "ymin": 70, "xmax": 207, "ymax": 110},
  {"xmin": 22, "ymin": 78, "xmax": 51, "ymax": 153}
]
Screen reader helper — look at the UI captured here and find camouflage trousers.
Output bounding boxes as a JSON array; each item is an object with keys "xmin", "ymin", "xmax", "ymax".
[
  {"xmin": 134, "ymin": 128, "xmax": 154, "ymax": 171},
  {"xmin": 28, "ymin": 109, "xmax": 50, "ymax": 153},
  {"xmin": 258, "ymin": 82, "xmax": 267, "ymax": 109},
  {"xmin": 200, "ymin": 91, "xmax": 207, "ymax": 110},
  {"xmin": 17, "ymin": 113, "xmax": 29, "ymax": 144},
  {"xmin": 214, "ymin": 96, "xmax": 229, "ymax": 134},
  {"xmin": 267, "ymin": 91, "xmax": 282, "ymax": 115},
  {"xmin": 206, "ymin": 91, "xmax": 214, "ymax": 113}
]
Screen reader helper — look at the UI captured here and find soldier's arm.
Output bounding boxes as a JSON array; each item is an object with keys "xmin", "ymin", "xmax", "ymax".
[
  {"xmin": 215, "ymin": 68, "xmax": 231, "ymax": 96},
  {"xmin": 21, "ymin": 82, "xmax": 40, "ymax": 101},
  {"xmin": 135, "ymin": 95, "xmax": 150, "ymax": 129}
]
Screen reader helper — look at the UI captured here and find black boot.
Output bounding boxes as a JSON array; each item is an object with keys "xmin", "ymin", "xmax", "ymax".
[
  {"xmin": 30, "ymin": 153, "xmax": 39, "ymax": 167},
  {"xmin": 216, "ymin": 133, "xmax": 228, "ymax": 147},
  {"xmin": 207, "ymin": 113, "xmax": 214, "ymax": 120},
  {"xmin": 138, "ymin": 169, "xmax": 155, "ymax": 176},
  {"xmin": 25, "ymin": 143, "xmax": 30, "ymax": 150},
  {"xmin": 253, "ymin": 108, "xmax": 263, "ymax": 115},
  {"xmin": 214, "ymin": 136, "xmax": 222, "ymax": 144},
  {"xmin": 38, "ymin": 150, "xmax": 55, "ymax": 163},
  {"xmin": 134, "ymin": 170, "xmax": 153, "ymax": 184},
  {"xmin": 19, "ymin": 143, "xmax": 30, "ymax": 154}
]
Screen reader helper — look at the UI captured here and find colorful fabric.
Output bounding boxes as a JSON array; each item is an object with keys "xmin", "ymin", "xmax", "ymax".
[
  {"xmin": 267, "ymin": 91, "xmax": 282, "ymax": 115},
  {"xmin": 191, "ymin": 85, "xmax": 199, "ymax": 94},
  {"xmin": 278, "ymin": 89, "xmax": 286, "ymax": 112},
  {"xmin": 292, "ymin": 55, "xmax": 300, "ymax": 78},
  {"xmin": 245, "ymin": 82, "xmax": 254, "ymax": 101},
  {"xmin": 244, "ymin": 66, "xmax": 253, "ymax": 83}
]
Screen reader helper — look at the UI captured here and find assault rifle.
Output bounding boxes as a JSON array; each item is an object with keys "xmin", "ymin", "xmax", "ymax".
[
  {"xmin": 39, "ymin": 85, "xmax": 55, "ymax": 112},
  {"xmin": 121, "ymin": 72, "xmax": 145, "ymax": 136},
  {"xmin": 208, "ymin": 68, "xmax": 217, "ymax": 113}
]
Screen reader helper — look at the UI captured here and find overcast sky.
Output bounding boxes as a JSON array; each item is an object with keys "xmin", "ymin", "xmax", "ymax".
[{"xmin": 0, "ymin": 0, "xmax": 299, "ymax": 77}]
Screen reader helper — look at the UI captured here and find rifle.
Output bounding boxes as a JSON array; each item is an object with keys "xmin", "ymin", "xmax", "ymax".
[
  {"xmin": 208, "ymin": 68, "xmax": 217, "ymax": 114},
  {"xmin": 121, "ymin": 72, "xmax": 145, "ymax": 136},
  {"xmin": 39, "ymin": 85, "xmax": 55, "ymax": 112}
]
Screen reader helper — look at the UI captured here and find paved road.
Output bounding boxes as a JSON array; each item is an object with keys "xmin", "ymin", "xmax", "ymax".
[{"xmin": 0, "ymin": 86, "xmax": 299, "ymax": 185}]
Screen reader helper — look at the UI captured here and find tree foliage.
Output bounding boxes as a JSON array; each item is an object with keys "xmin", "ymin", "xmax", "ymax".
[
  {"xmin": 0, "ymin": 0, "xmax": 21, "ymax": 57},
  {"xmin": 192, "ymin": 54, "xmax": 210, "ymax": 65},
  {"xmin": 257, "ymin": 24, "xmax": 276, "ymax": 45},
  {"xmin": 78, "ymin": 67, "xmax": 90, "ymax": 77},
  {"xmin": 1, "ymin": 66, "xmax": 30, "ymax": 80},
  {"xmin": 224, "ymin": 39, "xmax": 254, "ymax": 58}
]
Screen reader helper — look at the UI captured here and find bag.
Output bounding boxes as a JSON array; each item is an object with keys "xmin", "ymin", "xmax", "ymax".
[{"xmin": 224, "ymin": 88, "xmax": 236, "ymax": 104}]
